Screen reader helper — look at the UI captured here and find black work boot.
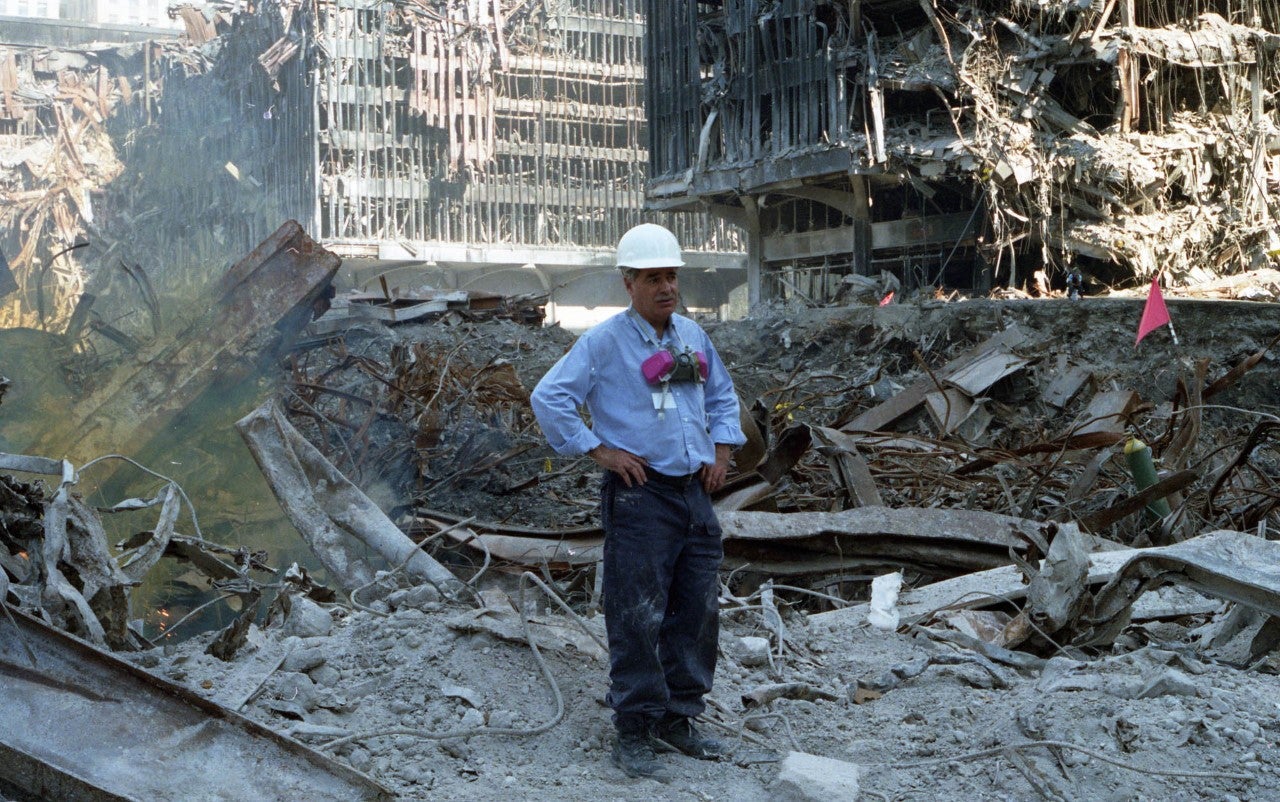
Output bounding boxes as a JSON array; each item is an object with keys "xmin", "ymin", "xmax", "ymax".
[
  {"xmin": 612, "ymin": 729, "xmax": 671, "ymax": 781},
  {"xmin": 650, "ymin": 716, "xmax": 723, "ymax": 760}
]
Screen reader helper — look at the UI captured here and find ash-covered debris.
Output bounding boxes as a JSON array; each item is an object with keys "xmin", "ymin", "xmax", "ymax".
[
  {"xmin": 282, "ymin": 292, "xmax": 577, "ymax": 528},
  {"xmin": 284, "ymin": 296, "xmax": 1280, "ymax": 563},
  {"xmin": 6, "ymin": 294, "xmax": 1280, "ymax": 799}
]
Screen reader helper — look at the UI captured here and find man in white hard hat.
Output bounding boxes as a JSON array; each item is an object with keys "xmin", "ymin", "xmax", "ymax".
[{"xmin": 531, "ymin": 223, "xmax": 746, "ymax": 780}]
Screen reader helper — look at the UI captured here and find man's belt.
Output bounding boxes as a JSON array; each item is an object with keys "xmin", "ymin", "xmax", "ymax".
[{"xmin": 643, "ymin": 466, "xmax": 699, "ymax": 487}]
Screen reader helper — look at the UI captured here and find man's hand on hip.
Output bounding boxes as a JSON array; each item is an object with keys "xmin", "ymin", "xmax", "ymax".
[
  {"xmin": 589, "ymin": 445, "xmax": 648, "ymax": 487},
  {"xmin": 700, "ymin": 444, "xmax": 732, "ymax": 493}
]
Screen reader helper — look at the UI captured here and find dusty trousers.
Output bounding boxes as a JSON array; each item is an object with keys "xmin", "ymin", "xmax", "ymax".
[{"xmin": 600, "ymin": 468, "xmax": 723, "ymax": 733}]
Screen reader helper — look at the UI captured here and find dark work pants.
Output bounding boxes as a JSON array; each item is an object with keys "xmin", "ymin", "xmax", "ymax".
[{"xmin": 601, "ymin": 468, "xmax": 723, "ymax": 734}]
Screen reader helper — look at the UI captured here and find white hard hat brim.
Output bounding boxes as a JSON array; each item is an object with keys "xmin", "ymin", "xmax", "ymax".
[{"xmin": 619, "ymin": 258, "xmax": 685, "ymax": 269}]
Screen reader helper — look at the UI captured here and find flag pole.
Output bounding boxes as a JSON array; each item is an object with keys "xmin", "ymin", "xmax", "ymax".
[{"xmin": 1161, "ymin": 271, "xmax": 1179, "ymax": 346}]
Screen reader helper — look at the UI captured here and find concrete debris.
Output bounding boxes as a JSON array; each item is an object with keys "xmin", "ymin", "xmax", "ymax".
[
  {"xmin": 770, "ymin": 751, "xmax": 863, "ymax": 802},
  {"xmin": 1081, "ymin": 529, "xmax": 1280, "ymax": 647},
  {"xmin": 1037, "ymin": 648, "xmax": 1208, "ymax": 700},
  {"xmin": 729, "ymin": 635, "xmax": 773, "ymax": 667},
  {"xmin": 282, "ymin": 593, "xmax": 334, "ymax": 639}
]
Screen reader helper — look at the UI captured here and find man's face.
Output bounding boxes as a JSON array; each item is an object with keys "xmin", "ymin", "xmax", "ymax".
[{"xmin": 625, "ymin": 267, "xmax": 679, "ymax": 327}]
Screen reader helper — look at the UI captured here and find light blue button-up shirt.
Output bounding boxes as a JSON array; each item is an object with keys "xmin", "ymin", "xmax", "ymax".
[{"xmin": 531, "ymin": 308, "xmax": 746, "ymax": 477}]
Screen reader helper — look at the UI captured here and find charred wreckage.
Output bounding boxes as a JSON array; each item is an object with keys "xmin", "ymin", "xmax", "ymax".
[
  {"xmin": 646, "ymin": 0, "xmax": 1280, "ymax": 304},
  {"xmin": 2, "ymin": 1, "xmax": 1280, "ymax": 801}
]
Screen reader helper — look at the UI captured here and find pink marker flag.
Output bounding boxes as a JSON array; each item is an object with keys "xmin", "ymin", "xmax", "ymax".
[
  {"xmin": 1134, "ymin": 275, "xmax": 1172, "ymax": 346},
  {"xmin": 879, "ymin": 291, "xmax": 894, "ymax": 307}
]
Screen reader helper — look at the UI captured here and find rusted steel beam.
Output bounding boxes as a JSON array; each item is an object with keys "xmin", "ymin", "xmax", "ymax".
[
  {"xmin": 29, "ymin": 221, "xmax": 338, "ymax": 461},
  {"xmin": 1078, "ymin": 469, "xmax": 1198, "ymax": 532}
]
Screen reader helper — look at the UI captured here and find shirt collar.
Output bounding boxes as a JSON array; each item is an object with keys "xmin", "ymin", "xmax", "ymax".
[{"xmin": 626, "ymin": 306, "xmax": 672, "ymax": 348}]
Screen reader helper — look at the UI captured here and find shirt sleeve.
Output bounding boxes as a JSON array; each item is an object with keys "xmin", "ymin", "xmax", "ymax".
[
  {"xmin": 699, "ymin": 331, "xmax": 747, "ymax": 448},
  {"xmin": 530, "ymin": 337, "xmax": 604, "ymax": 456}
]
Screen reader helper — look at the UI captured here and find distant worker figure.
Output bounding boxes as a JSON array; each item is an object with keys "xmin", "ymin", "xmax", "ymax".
[
  {"xmin": 530, "ymin": 223, "xmax": 746, "ymax": 780},
  {"xmin": 1066, "ymin": 266, "xmax": 1084, "ymax": 300}
]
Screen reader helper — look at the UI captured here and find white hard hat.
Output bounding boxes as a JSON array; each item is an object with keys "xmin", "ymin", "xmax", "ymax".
[{"xmin": 616, "ymin": 223, "xmax": 684, "ymax": 269}]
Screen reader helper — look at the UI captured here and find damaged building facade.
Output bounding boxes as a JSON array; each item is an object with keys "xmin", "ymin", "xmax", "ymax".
[
  {"xmin": 645, "ymin": 0, "xmax": 1280, "ymax": 305},
  {"xmin": 0, "ymin": 1, "xmax": 743, "ymax": 336}
]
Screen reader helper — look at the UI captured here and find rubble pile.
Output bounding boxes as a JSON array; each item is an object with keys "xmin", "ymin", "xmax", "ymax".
[
  {"xmin": 275, "ymin": 295, "xmax": 1280, "ymax": 600},
  {"xmin": 6, "ymin": 291, "xmax": 1280, "ymax": 799},
  {"xmin": 281, "ymin": 290, "xmax": 572, "ymax": 529}
]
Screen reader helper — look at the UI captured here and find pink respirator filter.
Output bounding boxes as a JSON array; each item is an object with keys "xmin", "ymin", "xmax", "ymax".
[
  {"xmin": 641, "ymin": 350, "xmax": 675, "ymax": 384},
  {"xmin": 641, "ymin": 350, "xmax": 708, "ymax": 384}
]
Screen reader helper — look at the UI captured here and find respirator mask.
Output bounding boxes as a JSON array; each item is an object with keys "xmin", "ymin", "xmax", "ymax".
[{"xmin": 641, "ymin": 347, "xmax": 708, "ymax": 385}]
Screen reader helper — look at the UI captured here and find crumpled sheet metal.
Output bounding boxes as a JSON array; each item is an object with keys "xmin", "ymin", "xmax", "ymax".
[
  {"xmin": 1081, "ymin": 530, "xmax": 1280, "ymax": 646},
  {"xmin": 0, "ymin": 604, "xmax": 393, "ymax": 801},
  {"xmin": 807, "ymin": 539, "xmax": 1224, "ymax": 632}
]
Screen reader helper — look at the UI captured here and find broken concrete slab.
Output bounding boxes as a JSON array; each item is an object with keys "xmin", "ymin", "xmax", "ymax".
[
  {"xmin": 1081, "ymin": 529, "xmax": 1280, "ymax": 647},
  {"xmin": 807, "ymin": 539, "xmax": 1217, "ymax": 633},
  {"xmin": 817, "ymin": 530, "xmax": 1280, "ymax": 652}
]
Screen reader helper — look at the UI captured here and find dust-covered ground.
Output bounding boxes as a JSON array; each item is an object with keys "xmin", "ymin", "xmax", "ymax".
[
  {"xmin": 130, "ymin": 579, "xmax": 1277, "ymax": 801},
  {"xmin": 117, "ymin": 295, "xmax": 1280, "ymax": 801}
]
